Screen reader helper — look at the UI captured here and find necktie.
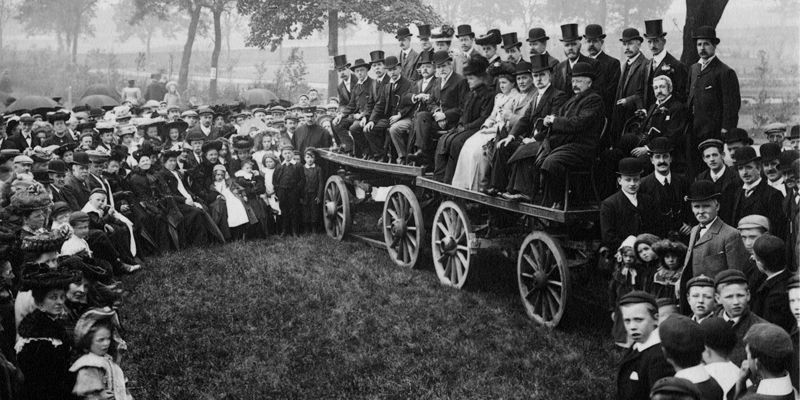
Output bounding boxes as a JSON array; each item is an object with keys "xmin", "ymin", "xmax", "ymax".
[
  {"xmin": 727, "ymin": 319, "xmax": 735, "ymax": 327},
  {"xmin": 652, "ymin": 59, "xmax": 658, "ymax": 72},
  {"xmin": 701, "ymin": 60, "xmax": 709, "ymax": 71},
  {"xmin": 699, "ymin": 224, "xmax": 708, "ymax": 238},
  {"xmin": 400, "ymin": 51, "xmax": 405, "ymax": 66},
  {"xmin": 622, "ymin": 61, "xmax": 632, "ymax": 82},
  {"xmin": 745, "ymin": 188, "xmax": 753, "ymax": 198}
]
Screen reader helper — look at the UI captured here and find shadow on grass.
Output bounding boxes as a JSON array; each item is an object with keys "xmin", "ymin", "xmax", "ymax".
[{"xmin": 121, "ymin": 235, "xmax": 617, "ymax": 400}]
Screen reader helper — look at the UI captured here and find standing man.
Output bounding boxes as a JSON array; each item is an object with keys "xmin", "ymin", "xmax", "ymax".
[
  {"xmin": 144, "ymin": 73, "xmax": 167, "ymax": 102},
  {"xmin": 694, "ymin": 139, "xmax": 741, "ymax": 224},
  {"xmin": 638, "ymin": 137, "xmax": 692, "ymax": 239},
  {"xmin": 415, "ymin": 24, "xmax": 434, "ymax": 72},
  {"xmin": 292, "ymin": 108, "xmax": 332, "ymax": 156},
  {"xmin": 599, "ymin": 157, "xmax": 657, "ymax": 254},
  {"xmin": 687, "ymin": 26, "xmax": 740, "ymax": 175},
  {"xmin": 552, "ymin": 24, "xmax": 599, "ymax": 96},
  {"xmin": 611, "ymin": 28, "xmax": 649, "ymax": 144},
  {"xmin": 642, "ymin": 19, "xmax": 688, "ymax": 107},
  {"xmin": 501, "ymin": 32, "xmax": 524, "ymax": 64},
  {"xmin": 730, "ymin": 146, "xmax": 786, "ymax": 239},
  {"xmin": 584, "ymin": 24, "xmax": 620, "ymax": 119},
  {"xmin": 454, "ymin": 25, "xmax": 480, "ymax": 69},
  {"xmin": 397, "ymin": 27, "xmax": 420, "ymax": 81},
  {"xmin": 526, "ymin": 28, "xmax": 559, "ymax": 68}
]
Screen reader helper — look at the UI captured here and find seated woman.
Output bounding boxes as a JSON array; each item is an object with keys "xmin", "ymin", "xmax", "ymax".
[
  {"xmin": 164, "ymin": 120, "xmax": 189, "ymax": 152},
  {"xmin": 125, "ymin": 143, "xmax": 177, "ymax": 254},
  {"xmin": 451, "ymin": 62, "xmax": 520, "ymax": 191},
  {"xmin": 189, "ymin": 139, "xmax": 230, "ymax": 240},
  {"xmin": 212, "ymin": 165, "xmax": 254, "ymax": 240}
]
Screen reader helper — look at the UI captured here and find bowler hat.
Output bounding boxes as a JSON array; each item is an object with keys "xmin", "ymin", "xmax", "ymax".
[
  {"xmin": 620, "ymin": 28, "xmax": 644, "ymax": 43},
  {"xmin": 700, "ymin": 317, "xmax": 737, "ymax": 353},
  {"xmin": 560, "ymin": 23, "xmax": 581, "ymax": 42},
  {"xmin": 462, "ymin": 55, "xmax": 489, "ymax": 76},
  {"xmin": 583, "ymin": 24, "xmax": 606, "ymax": 40},
  {"xmin": 475, "ymin": 29, "xmax": 502, "ymax": 46},
  {"xmin": 697, "ymin": 138, "xmax": 724, "ymax": 153},
  {"xmin": 692, "ymin": 26, "xmax": 720, "ymax": 45},
  {"xmin": 778, "ymin": 150, "xmax": 800, "ymax": 172},
  {"xmin": 530, "ymin": 54, "xmax": 554, "ymax": 73},
  {"xmin": 69, "ymin": 152, "xmax": 90, "ymax": 166},
  {"xmin": 417, "ymin": 51, "xmax": 433, "ymax": 65},
  {"xmin": 618, "ymin": 290, "xmax": 657, "ymax": 309},
  {"xmin": 369, "ymin": 50, "xmax": 385, "ymax": 64},
  {"xmin": 33, "ymin": 170, "xmax": 52, "ymax": 184},
  {"xmin": 685, "ymin": 180, "xmax": 720, "ymax": 202},
  {"xmin": 650, "ymin": 377, "xmax": 702, "ymax": 399},
  {"xmin": 759, "ymin": 142, "xmax": 781, "ymax": 162},
  {"xmin": 737, "ymin": 214, "xmax": 770, "ymax": 232},
  {"xmin": 513, "ymin": 61, "xmax": 532, "ymax": 76},
  {"xmin": 647, "ymin": 136, "xmax": 673, "ymax": 154},
  {"xmin": 455, "ymin": 24, "xmax": 474, "ymax": 38},
  {"xmin": 686, "ymin": 275, "xmax": 715, "ymax": 289},
  {"xmin": 644, "ymin": 19, "xmax": 667, "ymax": 38},
  {"xmin": 333, "ymin": 54, "xmax": 350, "ymax": 70},
  {"xmin": 660, "ymin": 314, "xmax": 705, "ymax": 354},
  {"xmin": 714, "ymin": 269, "xmax": 748, "ymax": 288},
  {"xmin": 617, "ymin": 157, "xmax": 643, "ymax": 176},
  {"xmin": 47, "ymin": 159, "xmax": 67, "ymax": 174},
  {"xmin": 789, "ymin": 125, "xmax": 800, "ymax": 139},
  {"xmin": 501, "ymin": 32, "xmax": 521, "ymax": 49},
  {"xmin": 723, "ymin": 128, "xmax": 753, "ymax": 145},
  {"xmin": 744, "ymin": 323, "xmax": 794, "ymax": 360},
  {"xmin": 417, "ymin": 24, "xmax": 432, "ymax": 39},
  {"xmin": 350, "ymin": 58, "xmax": 370, "ymax": 71},
  {"xmin": 432, "ymin": 50, "xmax": 452, "ymax": 66},
  {"xmin": 383, "ymin": 56, "xmax": 401, "ymax": 70},
  {"xmin": 396, "ymin": 27, "xmax": 413, "ymax": 39},
  {"xmin": 731, "ymin": 146, "xmax": 759, "ymax": 167},
  {"xmin": 526, "ymin": 27, "xmax": 550, "ymax": 43},
  {"xmin": 571, "ymin": 62, "xmax": 596, "ymax": 79}
]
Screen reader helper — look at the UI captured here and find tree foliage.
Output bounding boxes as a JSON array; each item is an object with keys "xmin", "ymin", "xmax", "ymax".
[
  {"xmin": 16, "ymin": 0, "xmax": 97, "ymax": 61},
  {"xmin": 114, "ymin": 0, "xmax": 187, "ymax": 58}
]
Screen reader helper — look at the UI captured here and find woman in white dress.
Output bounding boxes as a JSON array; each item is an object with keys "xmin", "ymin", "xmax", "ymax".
[{"xmin": 451, "ymin": 64, "xmax": 520, "ymax": 191}]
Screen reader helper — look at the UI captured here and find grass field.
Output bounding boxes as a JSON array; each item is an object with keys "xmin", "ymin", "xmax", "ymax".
[{"xmin": 119, "ymin": 235, "xmax": 619, "ymax": 399}]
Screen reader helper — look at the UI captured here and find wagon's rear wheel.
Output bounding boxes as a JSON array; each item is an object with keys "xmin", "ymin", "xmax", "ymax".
[
  {"xmin": 517, "ymin": 231, "xmax": 570, "ymax": 328},
  {"xmin": 323, "ymin": 175, "xmax": 351, "ymax": 241},
  {"xmin": 431, "ymin": 201, "xmax": 473, "ymax": 288},
  {"xmin": 382, "ymin": 185, "xmax": 424, "ymax": 268}
]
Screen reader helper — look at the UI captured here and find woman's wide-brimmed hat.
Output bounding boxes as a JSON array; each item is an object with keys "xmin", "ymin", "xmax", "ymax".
[
  {"xmin": 11, "ymin": 182, "xmax": 53, "ymax": 211},
  {"xmin": 20, "ymin": 229, "xmax": 67, "ymax": 254},
  {"xmin": 19, "ymin": 266, "xmax": 81, "ymax": 292}
]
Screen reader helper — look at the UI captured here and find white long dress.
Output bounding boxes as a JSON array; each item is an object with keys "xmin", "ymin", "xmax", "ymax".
[
  {"xmin": 213, "ymin": 181, "xmax": 249, "ymax": 228},
  {"xmin": 451, "ymin": 89, "xmax": 521, "ymax": 190}
]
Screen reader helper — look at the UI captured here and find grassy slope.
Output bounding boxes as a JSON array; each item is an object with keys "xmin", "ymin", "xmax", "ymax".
[{"xmin": 120, "ymin": 236, "xmax": 618, "ymax": 399}]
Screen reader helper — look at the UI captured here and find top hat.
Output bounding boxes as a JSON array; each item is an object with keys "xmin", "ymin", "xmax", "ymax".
[
  {"xmin": 583, "ymin": 24, "xmax": 606, "ymax": 40},
  {"xmin": 462, "ymin": 55, "xmax": 489, "ymax": 76},
  {"xmin": 732, "ymin": 146, "xmax": 760, "ymax": 166},
  {"xmin": 530, "ymin": 54, "xmax": 554, "ymax": 73},
  {"xmin": 432, "ymin": 50, "xmax": 452, "ymax": 66},
  {"xmin": 396, "ymin": 27, "xmax": 413, "ymax": 40},
  {"xmin": 778, "ymin": 150, "xmax": 800, "ymax": 172},
  {"xmin": 560, "ymin": 23, "xmax": 581, "ymax": 42},
  {"xmin": 644, "ymin": 19, "xmax": 667, "ymax": 39},
  {"xmin": 647, "ymin": 136, "xmax": 673, "ymax": 154},
  {"xmin": 417, "ymin": 24, "xmax": 432, "ymax": 39},
  {"xmin": 723, "ymin": 128, "xmax": 753, "ymax": 145},
  {"xmin": 456, "ymin": 24, "xmax": 475, "ymax": 38},
  {"xmin": 475, "ymin": 29, "xmax": 502, "ymax": 46},
  {"xmin": 572, "ymin": 62, "xmax": 596, "ymax": 79},
  {"xmin": 620, "ymin": 28, "xmax": 644, "ymax": 43},
  {"xmin": 384, "ymin": 56, "xmax": 401, "ymax": 70},
  {"xmin": 759, "ymin": 142, "xmax": 782, "ymax": 163},
  {"xmin": 417, "ymin": 50, "xmax": 434, "ymax": 65},
  {"xmin": 333, "ymin": 54, "xmax": 350, "ymax": 70},
  {"xmin": 789, "ymin": 125, "xmax": 800, "ymax": 139},
  {"xmin": 692, "ymin": 26, "xmax": 720, "ymax": 44},
  {"xmin": 685, "ymin": 180, "xmax": 721, "ymax": 202},
  {"xmin": 369, "ymin": 50, "xmax": 385, "ymax": 64},
  {"xmin": 527, "ymin": 27, "xmax": 550, "ymax": 43},
  {"xmin": 513, "ymin": 61, "xmax": 532, "ymax": 76},
  {"xmin": 350, "ymin": 58, "xmax": 370, "ymax": 71},
  {"xmin": 618, "ymin": 157, "xmax": 644, "ymax": 176},
  {"xmin": 501, "ymin": 32, "xmax": 522, "ymax": 49}
]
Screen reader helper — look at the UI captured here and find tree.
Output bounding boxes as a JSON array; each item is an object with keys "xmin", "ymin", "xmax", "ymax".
[
  {"xmin": 16, "ymin": 0, "xmax": 97, "ymax": 63},
  {"xmin": 114, "ymin": 0, "xmax": 185, "ymax": 61},
  {"xmin": 208, "ymin": 1, "xmax": 236, "ymax": 102},
  {"xmin": 237, "ymin": 0, "xmax": 443, "ymax": 97},
  {"xmin": 680, "ymin": 0, "xmax": 729, "ymax": 65},
  {"xmin": 0, "ymin": 0, "xmax": 18, "ymax": 59}
]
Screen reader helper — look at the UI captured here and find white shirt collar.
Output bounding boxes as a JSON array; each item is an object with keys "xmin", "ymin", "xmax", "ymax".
[
  {"xmin": 200, "ymin": 124, "xmax": 211, "ymax": 135},
  {"xmin": 652, "ymin": 51, "xmax": 667, "ymax": 67},
  {"xmin": 766, "ymin": 269, "xmax": 786, "ymax": 281},
  {"xmin": 590, "ymin": 50, "xmax": 604, "ymax": 59},
  {"xmin": 422, "ymin": 76, "xmax": 433, "ymax": 87},
  {"xmin": 622, "ymin": 190, "xmax": 638, "ymax": 207},
  {"xmin": 627, "ymin": 52, "xmax": 641, "ymax": 65},
  {"xmin": 674, "ymin": 364, "xmax": 712, "ymax": 384},
  {"xmin": 756, "ymin": 374, "xmax": 794, "ymax": 396},
  {"xmin": 357, "ymin": 76, "xmax": 368, "ymax": 85},
  {"xmin": 441, "ymin": 72, "xmax": 452, "ymax": 87},
  {"xmin": 569, "ymin": 57, "xmax": 579, "ymax": 68},
  {"xmin": 656, "ymin": 95, "xmax": 672, "ymax": 107},
  {"xmin": 655, "ymin": 172, "xmax": 671, "ymax": 185},
  {"xmin": 536, "ymin": 84, "xmax": 550, "ymax": 99},
  {"xmin": 699, "ymin": 55, "xmax": 717, "ymax": 66},
  {"xmin": 721, "ymin": 310, "xmax": 741, "ymax": 325},
  {"xmin": 633, "ymin": 330, "xmax": 660, "ymax": 351},
  {"xmin": 709, "ymin": 165, "xmax": 726, "ymax": 182},
  {"xmin": 768, "ymin": 176, "xmax": 786, "ymax": 195},
  {"xmin": 742, "ymin": 177, "xmax": 762, "ymax": 192}
]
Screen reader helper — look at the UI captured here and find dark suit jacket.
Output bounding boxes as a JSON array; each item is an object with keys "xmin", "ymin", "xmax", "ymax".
[
  {"xmin": 713, "ymin": 309, "xmax": 766, "ymax": 366},
  {"xmin": 616, "ymin": 342, "xmax": 674, "ymax": 400},
  {"xmin": 594, "ymin": 51, "xmax": 621, "ymax": 118},
  {"xmin": 62, "ymin": 175, "xmax": 91, "ymax": 211},
  {"xmin": 638, "ymin": 172, "xmax": 691, "ymax": 237},
  {"xmin": 49, "ymin": 185, "xmax": 70, "ymax": 208},
  {"xmin": 185, "ymin": 125, "xmax": 221, "ymax": 141},
  {"xmin": 549, "ymin": 89, "xmax": 605, "ymax": 154},
  {"xmin": 541, "ymin": 51, "xmax": 560, "ymax": 68},
  {"xmin": 641, "ymin": 96, "xmax": 689, "ymax": 156},
  {"xmin": 752, "ymin": 270, "xmax": 795, "ymax": 333},
  {"xmin": 643, "ymin": 52, "xmax": 688, "ymax": 107},
  {"xmin": 784, "ymin": 189, "xmax": 800, "ymax": 269},
  {"xmin": 731, "ymin": 180, "xmax": 786, "ymax": 240},
  {"xmin": 291, "ymin": 123, "xmax": 332, "ymax": 155},
  {"xmin": 3, "ymin": 133, "xmax": 40, "ymax": 152},
  {"xmin": 600, "ymin": 191, "xmax": 658, "ymax": 251},
  {"xmin": 399, "ymin": 48, "xmax": 420, "ymax": 81},
  {"xmin": 343, "ymin": 77, "xmax": 374, "ymax": 117},
  {"xmin": 695, "ymin": 166, "xmax": 741, "ymax": 225},
  {"xmin": 337, "ymin": 74, "xmax": 358, "ymax": 106},
  {"xmin": 402, "ymin": 76, "xmax": 439, "ymax": 115},
  {"xmin": 552, "ymin": 54, "xmax": 600, "ymax": 96},
  {"xmin": 457, "ymin": 83, "xmax": 495, "ymax": 131},
  {"xmin": 506, "ymin": 85, "xmax": 568, "ymax": 162},
  {"xmin": 41, "ymin": 133, "xmax": 74, "ymax": 148},
  {"xmin": 612, "ymin": 53, "xmax": 649, "ymax": 137},
  {"xmin": 365, "ymin": 74, "xmax": 391, "ymax": 118},
  {"xmin": 371, "ymin": 76, "xmax": 414, "ymax": 122},
  {"xmin": 430, "ymin": 72, "xmax": 468, "ymax": 127},
  {"xmin": 688, "ymin": 57, "xmax": 741, "ymax": 142},
  {"xmin": 272, "ymin": 162, "xmax": 305, "ymax": 196}
]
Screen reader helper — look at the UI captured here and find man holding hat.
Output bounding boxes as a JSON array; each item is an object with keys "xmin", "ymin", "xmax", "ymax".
[
  {"xmin": 552, "ymin": 24, "xmax": 600, "ymax": 97},
  {"xmin": 713, "ymin": 269, "xmax": 767, "ymax": 366},
  {"xmin": 396, "ymin": 27, "xmax": 420, "ymax": 81},
  {"xmin": 611, "ymin": 27, "xmax": 649, "ymax": 142},
  {"xmin": 735, "ymin": 323, "xmax": 796, "ymax": 399},
  {"xmin": 639, "ymin": 136, "xmax": 692, "ymax": 239},
  {"xmin": 695, "ymin": 138, "xmax": 741, "ymax": 224},
  {"xmin": 334, "ymin": 55, "xmax": 357, "ymax": 106},
  {"xmin": 641, "ymin": 19, "xmax": 688, "ymax": 107},
  {"xmin": 688, "ymin": 26, "xmax": 741, "ymax": 174},
  {"xmin": 583, "ymin": 24, "xmax": 620, "ymax": 118},
  {"xmin": 660, "ymin": 315, "xmax": 724, "ymax": 400},
  {"xmin": 730, "ymin": 146, "xmax": 786, "ymax": 240},
  {"xmin": 334, "ymin": 57, "xmax": 373, "ymax": 156},
  {"xmin": 526, "ymin": 27, "xmax": 559, "ymax": 68},
  {"xmin": 759, "ymin": 142, "xmax": 787, "ymax": 196}
]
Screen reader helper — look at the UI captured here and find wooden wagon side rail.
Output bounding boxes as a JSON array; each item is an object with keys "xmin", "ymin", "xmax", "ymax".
[
  {"xmin": 415, "ymin": 177, "xmax": 599, "ymax": 224},
  {"xmin": 317, "ymin": 149, "xmax": 425, "ymax": 177}
]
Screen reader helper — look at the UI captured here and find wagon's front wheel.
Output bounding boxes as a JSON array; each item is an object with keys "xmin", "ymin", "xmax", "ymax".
[
  {"xmin": 382, "ymin": 185, "xmax": 424, "ymax": 268},
  {"xmin": 323, "ymin": 175, "xmax": 351, "ymax": 241},
  {"xmin": 431, "ymin": 201, "xmax": 473, "ymax": 289},
  {"xmin": 517, "ymin": 231, "xmax": 570, "ymax": 328}
]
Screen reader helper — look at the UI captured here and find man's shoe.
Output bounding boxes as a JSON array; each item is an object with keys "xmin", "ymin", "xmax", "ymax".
[{"xmin": 122, "ymin": 263, "xmax": 141, "ymax": 273}]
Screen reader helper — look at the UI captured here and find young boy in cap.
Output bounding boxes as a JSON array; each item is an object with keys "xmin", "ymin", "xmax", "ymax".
[
  {"xmin": 735, "ymin": 323, "xmax": 796, "ymax": 399},
  {"xmin": 616, "ymin": 290, "xmax": 674, "ymax": 400},
  {"xmin": 650, "ymin": 377, "xmax": 702, "ymax": 400},
  {"xmin": 750, "ymin": 234, "xmax": 794, "ymax": 333},
  {"xmin": 686, "ymin": 275, "xmax": 717, "ymax": 324},
  {"xmin": 700, "ymin": 317, "xmax": 741, "ymax": 398},
  {"xmin": 272, "ymin": 145, "xmax": 305, "ymax": 236},
  {"xmin": 660, "ymin": 314, "xmax": 724, "ymax": 400},
  {"xmin": 713, "ymin": 269, "xmax": 767, "ymax": 366}
]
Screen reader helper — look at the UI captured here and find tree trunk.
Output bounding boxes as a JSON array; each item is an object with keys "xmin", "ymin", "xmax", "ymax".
[
  {"xmin": 178, "ymin": 2, "xmax": 203, "ymax": 93},
  {"xmin": 146, "ymin": 31, "xmax": 152, "ymax": 61},
  {"xmin": 327, "ymin": 8, "xmax": 338, "ymax": 99},
  {"xmin": 681, "ymin": 0, "xmax": 729, "ymax": 65},
  {"xmin": 210, "ymin": 6, "xmax": 222, "ymax": 102},
  {"xmin": 71, "ymin": 7, "xmax": 81, "ymax": 64}
]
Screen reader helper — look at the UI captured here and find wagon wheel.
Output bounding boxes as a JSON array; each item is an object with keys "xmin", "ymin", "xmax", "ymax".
[
  {"xmin": 431, "ymin": 201, "xmax": 474, "ymax": 289},
  {"xmin": 517, "ymin": 231, "xmax": 570, "ymax": 328},
  {"xmin": 382, "ymin": 185, "xmax": 425, "ymax": 268},
  {"xmin": 323, "ymin": 175, "xmax": 351, "ymax": 241}
]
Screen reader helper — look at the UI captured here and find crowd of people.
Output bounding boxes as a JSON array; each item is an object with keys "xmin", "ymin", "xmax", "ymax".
[{"xmin": 0, "ymin": 18, "xmax": 797, "ymax": 400}]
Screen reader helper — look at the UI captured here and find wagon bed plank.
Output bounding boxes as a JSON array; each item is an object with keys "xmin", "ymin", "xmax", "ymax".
[{"xmin": 317, "ymin": 149, "xmax": 425, "ymax": 177}]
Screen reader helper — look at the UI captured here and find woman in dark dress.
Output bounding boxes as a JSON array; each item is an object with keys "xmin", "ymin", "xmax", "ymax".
[
  {"xmin": 125, "ymin": 142, "xmax": 176, "ymax": 254},
  {"xmin": 189, "ymin": 140, "xmax": 230, "ymax": 240}
]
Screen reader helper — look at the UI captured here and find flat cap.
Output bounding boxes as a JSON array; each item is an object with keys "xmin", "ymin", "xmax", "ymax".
[
  {"xmin": 744, "ymin": 323, "xmax": 794, "ymax": 359},
  {"xmin": 714, "ymin": 269, "xmax": 748, "ymax": 288},
  {"xmin": 686, "ymin": 274, "xmax": 715, "ymax": 289},
  {"xmin": 14, "ymin": 155, "xmax": 33, "ymax": 164},
  {"xmin": 697, "ymin": 138, "xmax": 724, "ymax": 152},
  {"xmin": 699, "ymin": 317, "xmax": 737, "ymax": 353},
  {"xmin": 788, "ymin": 275, "xmax": 800, "ymax": 290},
  {"xmin": 618, "ymin": 290, "xmax": 657, "ymax": 308},
  {"xmin": 763, "ymin": 122, "xmax": 787, "ymax": 134},
  {"xmin": 650, "ymin": 377, "xmax": 701, "ymax": 399},
  {"xmin": 660, "ymin": 314, "xmax": 705, "ymax": 354},
  {"xmin": 69, "ymin": 211, "xmax": 90, "ymax": 225},
  {"xmin": 737, "ymin": 214, "xmax": 770, "ymax": 232}
]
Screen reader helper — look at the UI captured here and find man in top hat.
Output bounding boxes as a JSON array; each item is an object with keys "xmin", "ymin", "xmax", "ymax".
[
  {"xmin": 712, "ymin": 270, "xmax": 768, "ymax": 366},
  {"xmin": 552, "ymin": 24, "xmax": 600, "ymax": 97},
  {"xmin": 454, "ymin": 25, "xmax": 480, "ymax": 73},
  {"xmin": 406, "ymin": 50, "xmax": 468, "ymax": 168},
  {"xmin": 688, "ymin": 26, "xmax": 741, "ymax": 174},
  {"xmin": 493, "ymin": 55, "xmax": 568, "ymax": 200},
  {"xmin": 694, "ymin": 138, "xmax": 741, "ymax": 224},
  {"xmin": 599, "ymin": 157, "xmax": 658, "ymax": 253},
  {"xmin": 333, "ymin": 57, "xmax": 373, "ymax": 156},
  {"xmin": 660, "ymin": 315, "xmax": 725, "ymax": 400},
  {"xmin": 501, "ymin": 32, "xmax": 524, "ymax": 65},
  {"xmin": 759, "ymin": 142, "xmax": 787, "ymax": 197},
  {"xmin": 414, "ymin": 24, "xmax": 435, "ymax": 72},
  {"xmin": 475, "ymin": 29, "xmax": 503, "ymax": 66},
  {"xmin": 611, "ymin": 27, "xmax": 650, "ymax": 144},
  {"xmin": 539, "ymin": 61, "xmax": 605, "ymax": 208},
  {"xmin": 185, "ymin": 106, "xmax": 221, "ymax": 141},
  {"xmin": 399, "ymin": 27, "xmax": 424, "ymax": 82},
  {"xmin": 3, "ymin": 115, "xmax": 40, "ymax": 153},
  {"xmin": 641, "ymin": 19, "xmax": 688, "ymax": 108},
  {"xmin": 638, "ymin": 136, "xmax": 692, "ymax": 239},
  {"xmin": 526, "ymin": 27, "xmax": 559, "ymax": 69},
  {"xmin": 42, "ymin": 111, "xmax": 75, "ymax": 147},
  {"xmin": 736, "ymin": 323, "xmax": 796, "ymax": 399},
  {"xmin": 434, "ymin": 55, "xmax": 494, "ymax": 183},
  {"xmin": 334, "ymin": 55, "xmax": 357, "ymax": 107},
  {"xmin": 363, "ymin": 56, "xmax": 414, "ymax": 163},
  {"xmin": 583, "ymin": 24, "xmax": 620, "ymax": 119},
  {"xmin": 730, "ymin": 146, "xmax": 786, "ymax": 240},
  {"xmin": 292, "ymin": 107, "xmax": 332, "ymax": 157}
]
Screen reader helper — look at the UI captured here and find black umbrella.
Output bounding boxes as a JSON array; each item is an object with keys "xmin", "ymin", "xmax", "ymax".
[
  {"xmin": 83, "ymin": 83, "xmax": 120, "ymax": 101},
  {"xmin": 6, "ymin": 95, "xmax": 58, "ymax": 112},
  {"xmin": 241, "ymin": 88, "xmax": 278, "ymax": 107},
  {"xmin": 79, "ymin": 94, "xmax": 120, "ymax": 110}
]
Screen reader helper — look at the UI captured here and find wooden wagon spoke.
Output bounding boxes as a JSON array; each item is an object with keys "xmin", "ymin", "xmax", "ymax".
[
  {"xmin": 452, "ymin": 256, "xmax": 462, "ymax": 283},
  {"xmin": 523, "ymin": 254, "xmax": 538, "ymax": 273},
  {"xmin": 436, "ymin": 222, "xmax": 448, "ymax": 236},
  {"xmin": 405, "ymin": 232, "xmax": 417, "ymax": 248},
  {"xmin": 456, "ymin": 244, "xmax": 469, "ymax": 252},
  {"xmin": 547, "ymin": 280, "xmax": 563, "ymax": 288},
  {"xmin": 386, "ymin": 208, "xmax": 399, "ymax": 221}
]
